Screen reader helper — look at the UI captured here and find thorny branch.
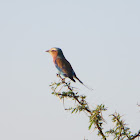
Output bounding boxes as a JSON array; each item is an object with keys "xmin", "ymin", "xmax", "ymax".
[{"xmin": 49, "ymin": 75, "xmax": 140, "ymax": 140}]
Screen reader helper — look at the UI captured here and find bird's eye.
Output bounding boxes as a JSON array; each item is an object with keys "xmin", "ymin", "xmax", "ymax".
[{"xmin": 51, "ymin": 50, "xmax": 56, "ymax": 52}]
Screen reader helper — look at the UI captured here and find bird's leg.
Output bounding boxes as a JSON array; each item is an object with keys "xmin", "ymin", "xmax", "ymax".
[
  {"xmin": 56, "ymin": 73, "xmax": 62, "ymax": 80},
  {"xmin": 56, "ymin": 73, "xmax": 66, "ymax": 83}
]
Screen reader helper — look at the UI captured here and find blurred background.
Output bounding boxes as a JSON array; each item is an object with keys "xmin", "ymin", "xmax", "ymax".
[{"xmin": 0, "ymin": 0, "xmax": 140, "ymax": 139}]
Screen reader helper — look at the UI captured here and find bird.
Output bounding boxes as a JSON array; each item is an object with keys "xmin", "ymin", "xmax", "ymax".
[
  {"xmin": 46, "ymin": 48, "xmax": 93, "ymax": 90},
  {"xmin": 45, "ymin": 47, "xmax": 81, "ymax": 82}
]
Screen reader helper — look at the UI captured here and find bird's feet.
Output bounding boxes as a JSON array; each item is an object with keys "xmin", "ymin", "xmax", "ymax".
[{"xmin": 56, "ymin": 74, "xmax": 65, "ymax": 83}]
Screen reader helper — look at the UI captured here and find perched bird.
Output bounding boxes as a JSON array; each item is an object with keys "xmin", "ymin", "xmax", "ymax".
[
  {"xmin": 46, "ymin": 47, "xmax": 92, "ymax": 90},
  {"xmin": 45, "ymin": 47, "xmax": 82, "ymax": 82}
]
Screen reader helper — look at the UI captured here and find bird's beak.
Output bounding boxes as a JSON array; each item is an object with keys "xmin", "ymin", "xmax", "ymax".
[{"xmin": 45, "ymin": 50, "xmax": 50, "ymax": 53}]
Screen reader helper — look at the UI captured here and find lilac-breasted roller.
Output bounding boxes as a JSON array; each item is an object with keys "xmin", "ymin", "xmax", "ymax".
[{"xmin": 46, "ymin": 47, "xmax": 83, "ymax": 84}]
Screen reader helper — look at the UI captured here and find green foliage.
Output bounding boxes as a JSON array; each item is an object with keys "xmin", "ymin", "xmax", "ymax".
[
  {"xmin": 89, "ymin": 104, "xmax": 106, "ymax": 133},
  {"xmin": 106, "ymin": 113, "xmax": 132, "ymax": 140},
  {"xmin": 49, "ymin": 75, "xmax": 140, "ymax": 140}
]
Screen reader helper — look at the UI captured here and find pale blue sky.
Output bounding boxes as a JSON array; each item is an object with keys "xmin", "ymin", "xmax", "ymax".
[{"xmin": 0, "ymin": 0, "xmax": 140, "ymax": 140}]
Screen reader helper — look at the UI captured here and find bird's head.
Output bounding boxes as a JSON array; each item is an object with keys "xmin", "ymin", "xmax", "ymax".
[{"xmin": 45, "ymin": 47, "xmax": 64, "ymax": 58}]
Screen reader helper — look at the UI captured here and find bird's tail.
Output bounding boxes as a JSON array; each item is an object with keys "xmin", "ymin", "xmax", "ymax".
[
  {"xmin": 74, "ymin": 76, "xmax": 83, "ymax": 84},
  {"xmin": 74, "ymin": 76, "xmax": 93, "ymax": 91}
]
